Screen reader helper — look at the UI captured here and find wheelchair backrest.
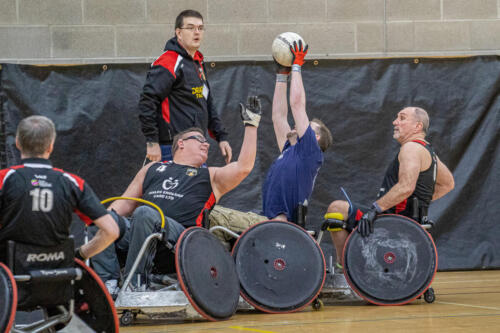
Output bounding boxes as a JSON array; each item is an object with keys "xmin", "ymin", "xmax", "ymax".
[{"xmin": 7, "ymin": 238, "xmax": 75, "ymax": 310}]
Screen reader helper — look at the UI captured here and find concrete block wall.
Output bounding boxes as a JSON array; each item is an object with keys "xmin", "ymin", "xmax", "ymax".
[{"xmin": 0, "ymin": 0, "xmax": 499, "ymax": 64}]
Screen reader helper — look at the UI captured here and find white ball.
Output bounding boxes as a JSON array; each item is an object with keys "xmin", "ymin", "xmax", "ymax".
[{"xmin": 272, "ymin": 32, "xmax": 306, "ymax": 67}]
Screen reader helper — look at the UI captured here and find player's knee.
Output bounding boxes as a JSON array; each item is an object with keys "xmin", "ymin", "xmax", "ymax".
[{"xmin": 327, "ymin": 200, "xmax": 349, "ymax": 216}]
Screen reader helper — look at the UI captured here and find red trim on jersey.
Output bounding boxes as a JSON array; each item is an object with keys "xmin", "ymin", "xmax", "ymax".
[
  {"xmin": 412, "ymin": 139, "xmax": 427, "ymax": 146},
  {"xmin": 0, "ymin": 168, "xmax": 11, "ymax": 190},
  {"xmin": 395, "ymin": 199, "xmax": 407, "ymax": 213},
  {"xmin": 65, "ymin": 172, "xmax": 85, "ymax": 191},
  {"xmin": 208, "ymin": 129, "xmax": 216, "ymax": 140},
  {"xmin": 153, "ymin": 51, "xmax": 178, "ymax": 78},
  {"xmin": 161, "ymin": 98, "xmax": 171, "ymax": 123},
  {"xmin": 75, "ymin": 209, "xmax": 93, "ymax": 226},
  {"xmin": 193, "ymin": 51, "xmax": 203, "ymax": 62},
  {"xmin": 195, "ymin": 192, "xmax": 216, "ymax": 227},
  {"xmin": 0, "ymin": 166, "xmax": 23, "ymax": 190}
]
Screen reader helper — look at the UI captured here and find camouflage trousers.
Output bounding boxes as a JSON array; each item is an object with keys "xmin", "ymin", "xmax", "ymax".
[{"xmin": 208, "ymin": 205, "xmax": 268, "ymax": 245}]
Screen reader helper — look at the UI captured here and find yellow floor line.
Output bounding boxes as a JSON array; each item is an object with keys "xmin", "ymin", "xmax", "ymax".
[{"xmin": 230, "ymin": 326, "xmax": 277, "ymax": 333}]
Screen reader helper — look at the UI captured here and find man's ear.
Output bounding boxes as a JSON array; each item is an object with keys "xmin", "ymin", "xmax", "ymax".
[
  {"xmin": 46, "ymin": 140, "xmax": 55, "ymax": 155},
  {"xmin": 15, "ymin": 137, "xmax": 21, "ymax": 150},
  {"xmin": 415, "ymin": 121, "xmax": 423, "ymax": 133},
  {"xmin": 175, "ymin": 28, "xmax": 181, "ymax": 39}
]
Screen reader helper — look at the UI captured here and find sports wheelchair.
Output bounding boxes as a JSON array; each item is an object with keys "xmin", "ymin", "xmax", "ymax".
[
  {"xmin": 0, "ymin": 238, "xmax": 118, "ymax": 333},
  {"xmin": 315, "ymin": 195, "xmax": 437, "ymax": 306},
  {"xmin": 101, "ymin": 198, "xmax": 325, "ymax": 326}
]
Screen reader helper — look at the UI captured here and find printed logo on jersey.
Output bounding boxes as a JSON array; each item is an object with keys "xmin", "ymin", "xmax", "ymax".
[
  {"xmin": 31, "ymin": 178, "xmax": 52, "ymax": 187},
  {"xmin": 156, "ymin": 165, "xmax": 167, "ymax": 172},
  {"xmin": 192, "ymin": 86, "xmax": 204, "ymax": 99},
  {"xmin": 162, "ymin": 177, "xmax": 179, "ymax": 190},
  {"xmin": 186, "ymin": 168, "xmax": 198, "ymax": 177}
]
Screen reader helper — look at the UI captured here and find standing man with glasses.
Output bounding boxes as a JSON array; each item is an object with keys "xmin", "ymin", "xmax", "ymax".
[{"xmin": 139, "ymin": 9, "xmax": 232, "ymax": 163}]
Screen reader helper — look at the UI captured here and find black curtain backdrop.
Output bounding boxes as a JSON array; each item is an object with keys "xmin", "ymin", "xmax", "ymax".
[{"xmin": 1, "ymin": 56, "xmax": 499, "ymax": 270}]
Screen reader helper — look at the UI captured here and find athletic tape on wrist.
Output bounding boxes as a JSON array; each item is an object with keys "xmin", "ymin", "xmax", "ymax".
[
  {"xmin": 372, "ymin": 201, "xmax": 383, "ymax": 213},
  {"xmin": 276, "ymin": 74, "xmax": 289, "ymax": 82},
  {"xmin": 291, "ymin": 64, "xmax": 301, "ymax": 72}
]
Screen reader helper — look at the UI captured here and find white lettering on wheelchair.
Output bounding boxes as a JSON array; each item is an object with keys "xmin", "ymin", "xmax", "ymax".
[
  {"xmin": 39, "ymin": 269, "xmax": 69, "ymax": 276},
  {"xmin": 274, "ymin": 242, "xmax": 286, "ymax": 250},
  {"xmin": 26, "ymin": 251, "xmax": 65, "ymax": 262}
]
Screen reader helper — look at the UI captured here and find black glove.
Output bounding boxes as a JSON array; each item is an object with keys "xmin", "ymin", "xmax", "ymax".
[
  {"xmin": 75, "ymin": 247, "xmax": 86, "ymax": 261},
  {"xmin": 357, "ymin": 207, "xmax": 377, "ymax": 237},
  {"xmin": 239, "ymin": 96, "xmax": 262, "ymax": 128}
]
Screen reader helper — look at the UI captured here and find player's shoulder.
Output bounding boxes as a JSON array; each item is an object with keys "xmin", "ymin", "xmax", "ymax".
[{"xmin": 53, "ymin": 168, "xmax": 86, "ymax": 191}]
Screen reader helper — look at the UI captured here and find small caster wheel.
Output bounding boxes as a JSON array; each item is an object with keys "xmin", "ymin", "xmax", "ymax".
[
  {"xmin": 120, "ymin": 310, "xmax": 134, "ymax": 326},
  {"xmin": 312, "ymin": 298, "xmax": 324, "ymax": 311},
  {"xmin": 424, "ymin": 288, "xmax": 435, "ymax": 303}
]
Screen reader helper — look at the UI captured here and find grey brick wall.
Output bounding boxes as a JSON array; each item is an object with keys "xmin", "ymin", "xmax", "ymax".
[{"xmin": 0, "ymin": 0, "xmax": 499, "ymax": 64}]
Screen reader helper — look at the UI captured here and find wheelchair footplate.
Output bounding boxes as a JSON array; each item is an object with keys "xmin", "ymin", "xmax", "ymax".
[{"xmin": 115, "ymin": 227, "xmax": 241, "ymax": 325}]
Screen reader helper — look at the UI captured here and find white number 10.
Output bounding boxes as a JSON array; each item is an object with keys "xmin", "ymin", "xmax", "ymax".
[{"xmin": 29, "ymin": 188, "xmax": 54, "ymax": 212}]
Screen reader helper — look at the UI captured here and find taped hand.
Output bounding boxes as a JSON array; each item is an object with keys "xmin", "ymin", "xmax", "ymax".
[
  {"xmin": 240, "ymin": 96, "xmax": 262, "ymax": 128},
  {"xmin": 75, "ymin": 247, "xmax": 86, "ymax": 261},
  {"xmin": 290, "ymin": 40, "xmax": 308, "ymax": 66},
  {"xmin": 357, "ymin": 207, "xmax": 377, "ymax": 237}
]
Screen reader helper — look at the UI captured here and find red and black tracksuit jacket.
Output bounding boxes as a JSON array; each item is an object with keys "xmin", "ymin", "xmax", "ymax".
[
  {"xmin": 0, "ymin": 158, "xmax": 108, "ymax": 248},
  {"xmin": 138, "ymin": 37, "xmax": 228, "ymax": 145}
]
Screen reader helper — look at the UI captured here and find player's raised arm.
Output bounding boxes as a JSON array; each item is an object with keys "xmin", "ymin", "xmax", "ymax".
[
  {"xmin": 289, "ymin": 40, "xmax": 310, "ymax": 138},
  {"xmin": 210, "ymin": 97, "xmax": 261, "ymax": 201}
]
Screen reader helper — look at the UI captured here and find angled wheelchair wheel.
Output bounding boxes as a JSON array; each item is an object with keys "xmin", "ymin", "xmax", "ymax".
[
  {"xmin": 232, "ymin": 220, "xmax": 326, "ymax": 313},
  {"xmin": 0, "ymin": 263, "xmax": 17, "ymax": 333},
  {"xmin": 176, "ymin": 227, "xmax": 240, "ymax": 321},
  {"xmin": 74, "ymin": 259, "xmax": 119, "ymax": 332},
  {"xmin": 343, "ymin": 214, "xmax": 438, "ymax": 305}
]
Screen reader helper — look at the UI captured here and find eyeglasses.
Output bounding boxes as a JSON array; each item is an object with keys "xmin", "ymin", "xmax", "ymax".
[
  {"xmin": 183, "ymin": 135, "xmax": 208, "ymax": 144},
  {"xmin": 179, "ymin": 25, "xmax": 205, "ymax": 32}
]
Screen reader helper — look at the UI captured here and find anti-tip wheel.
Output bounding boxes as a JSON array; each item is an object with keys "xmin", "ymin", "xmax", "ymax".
[
  {"xmin": 312, "ymin": 298, "xmax": 324, "ymax": 311},
  {"xmin": 424, "ymin": 288, "xmax": 435, "ymax": 303},
  {"xmin": 120, "ymin": 311, "xmax": 134, "ymax": 326}
]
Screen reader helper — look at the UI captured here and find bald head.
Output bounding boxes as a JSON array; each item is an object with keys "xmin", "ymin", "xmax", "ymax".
[{"xmin": 411, "ymin": 107, "xmax": 429, "ymax": 135}]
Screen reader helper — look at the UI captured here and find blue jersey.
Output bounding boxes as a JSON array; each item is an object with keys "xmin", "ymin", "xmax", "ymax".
[{"xmin": 262, "ymin": 126, "xmax": 323, "ymax": 221}]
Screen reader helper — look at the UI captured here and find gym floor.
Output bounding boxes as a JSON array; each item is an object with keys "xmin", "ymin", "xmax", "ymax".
[{"xmin": 120, "ymin": 270, "xmax": 500, "ymax": 332}]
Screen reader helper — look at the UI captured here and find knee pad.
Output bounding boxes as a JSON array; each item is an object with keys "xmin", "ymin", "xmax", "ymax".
[{"xmin": 324, "ymin": 212, "xmax": 344, "ymax": 232}]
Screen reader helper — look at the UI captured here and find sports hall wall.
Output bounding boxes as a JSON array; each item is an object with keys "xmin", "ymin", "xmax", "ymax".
[
  {"xmin": 1, "ymin": 57, "xmax": 499, "ymax": 271},
  {"xmin": 0, "ymin": 1, "xmax": 499, "ymax": 270}
]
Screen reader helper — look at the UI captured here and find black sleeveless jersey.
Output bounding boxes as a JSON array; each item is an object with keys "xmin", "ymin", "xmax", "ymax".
[
  {"xmin": 377, "ymin": 140, "xmax": 437, "ymax": 216},
  {"xmin": 0, "ymin": 158, "xmax": 108, "ymax": 247},
  {"xmin": 142, "ymin": 161, "xmax": 215, "ymax": 227}
]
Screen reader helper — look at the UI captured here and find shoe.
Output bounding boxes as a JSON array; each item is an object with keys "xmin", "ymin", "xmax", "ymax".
[{"xmin": 104, "ymin": 279, "xmax": 119, "ymax": 299}]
